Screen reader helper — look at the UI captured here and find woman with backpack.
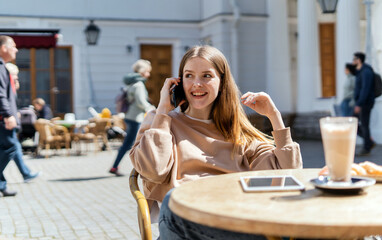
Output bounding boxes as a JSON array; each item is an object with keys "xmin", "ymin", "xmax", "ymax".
[
  {"xmin": 109, "ymin": 59, "xmax": 155, "ymax": 176},
  {"xmin": 339, "ymin": 63, "xmax": 357, "ymax": 117}
]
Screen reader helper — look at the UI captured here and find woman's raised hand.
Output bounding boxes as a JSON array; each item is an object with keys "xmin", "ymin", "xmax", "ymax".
[
  {"xmin": 241, "ymin": 92, "xmax": 278, "ymax": 117},
  {"xmin": 241, "ymin": 92, "xmax": 285, "ymax": 130},
  {"xmin": 156, "ymin": 77, "xmax": 181, "ymax": 115}
]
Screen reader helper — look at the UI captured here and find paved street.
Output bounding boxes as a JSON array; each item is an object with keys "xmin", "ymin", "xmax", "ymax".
[
  {"xmin": 0, "ymin": 142, "xmax": 160, "ymax": 240},
  {"xmin": 1, "ymin": 139, "xmax": 382, "ymax": 239}
]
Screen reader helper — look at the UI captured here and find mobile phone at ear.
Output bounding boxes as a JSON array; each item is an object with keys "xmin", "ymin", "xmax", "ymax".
[{"xmin": 170, "ymin": 78, "xmax": 185, "ymax": 107}]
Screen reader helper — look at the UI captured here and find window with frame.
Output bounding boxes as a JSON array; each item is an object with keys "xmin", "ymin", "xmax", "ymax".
[{"xmin": 15, "ymin": 46, "xmax": 73, "ymax": 117}]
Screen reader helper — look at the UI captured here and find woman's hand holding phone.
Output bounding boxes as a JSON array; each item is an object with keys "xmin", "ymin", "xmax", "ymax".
[{"xmin": 157, "ymin": 77, "xmax": 184, "ymax": 114}]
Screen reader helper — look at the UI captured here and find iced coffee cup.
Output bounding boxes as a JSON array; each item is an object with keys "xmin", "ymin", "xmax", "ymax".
[{"xmin": 320, "ymin": 117, "xmax": 358, "ymax": 182}]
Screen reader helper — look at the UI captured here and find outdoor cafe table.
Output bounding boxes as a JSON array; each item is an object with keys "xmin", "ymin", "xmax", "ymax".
[
  {"xmin": 54, "ymin": 119, "xmax": 89, "ymax": 128},
  {"xmin": 169, "ymin": 168, "xmax": 382, "ymax": 239}
]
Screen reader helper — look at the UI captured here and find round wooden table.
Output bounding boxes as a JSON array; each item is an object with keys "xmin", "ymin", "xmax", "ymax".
[{"xmin": 169, "ymin": 169, "xmax": 382, "ymax": 239}]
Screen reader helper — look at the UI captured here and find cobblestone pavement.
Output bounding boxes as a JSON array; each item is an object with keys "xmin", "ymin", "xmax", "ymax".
[
  {"xmin": 1, "ymin": 140, "xmax": 382, "ymax": 239},
  {"xmin": 0, "ymin": 143, "xmax": 159, "ymax": 240}
]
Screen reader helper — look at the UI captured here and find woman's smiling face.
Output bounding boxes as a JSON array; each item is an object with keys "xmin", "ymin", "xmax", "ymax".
[{"xmin": 182, "ymin": 57, "xmax": 221, "ymax": 119}]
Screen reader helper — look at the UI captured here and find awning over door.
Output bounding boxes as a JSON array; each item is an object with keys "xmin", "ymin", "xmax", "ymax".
[
  {"xmin": 0, "ymin": 29, "xmax": 59, "ymax": 48},
  {"xmin": 10, "ymin": 35, "xmax": 57, "ymax": 48}
]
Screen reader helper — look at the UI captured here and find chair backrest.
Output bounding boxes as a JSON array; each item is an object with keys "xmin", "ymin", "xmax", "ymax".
[
  {"xmin": 34, "ymin": 119, "xmax": 53, "ymax": 143},
  {"xmin": 129, "ymin": 169, "xmax": 152, "ymax": 240},
  {"xmin": 111, "ymin": 115, "xmax": 126, "ymax": 130},
  {"xmin": 88, "ymin": 118, "xmax": 111, "ymax": 136}
]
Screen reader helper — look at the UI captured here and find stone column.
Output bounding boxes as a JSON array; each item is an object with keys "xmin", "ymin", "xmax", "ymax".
[
  {"xmin": 336, "ymin": 0, "xmax": 360, "ymax": 103},
  {"xmin": 297, "ymin": 0, "xmax": 320, "ymax": 112},
  {"xmin": 372, "ymin": 0, "xmax": 382, "ymax": 73},
  {"xmin": 371, "ymin": 1, "xmax": 382, "ymax": 143},
  {"xmin": 266, "ymin": 0, "xmax": 292, "ymax": 113}
]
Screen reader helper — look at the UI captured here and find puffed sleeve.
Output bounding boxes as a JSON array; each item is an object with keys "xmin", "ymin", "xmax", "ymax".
[
  {"xmin": 129, "ymin": 110, "xmax": 175, "ymax": 184},
  {"xmin": 244, "ymin": 127, "xmax": 303, "ymax": 170}
]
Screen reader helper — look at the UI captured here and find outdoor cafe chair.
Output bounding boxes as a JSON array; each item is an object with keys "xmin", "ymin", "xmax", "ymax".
[
  {"xmin": 71, "ymin": 126, "xmax": 98, "ymax": 155},
  {"xmin": 128, "ymin": 168, "xmax": 294, "ymax": 240},
  {"xmin": 88, "ymin": 117, "xmax": 112, "ymax": 151},
  {"xmin": 129, "ymin": 168, "xmax": 152, "ymax": 240},
  {"xmin": 34, "ymin": 119, "xmax": 71, "ymax": 158},
  {"xmin": 108, "ymin": 114, "xmax": 126, "ymax": 143}
]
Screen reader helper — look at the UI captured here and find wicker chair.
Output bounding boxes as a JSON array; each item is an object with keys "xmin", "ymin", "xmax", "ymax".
[
  {"xmin": 129, "ymin": 168, "xmax": 152, "ymax": 240},
  {"xmin": 128, "ymin": 169, "xmax": 292, "ymax": 240},
  {"xmin": 71, "ymin": 129, "xmax": 97, "ymax": 154},
  {"xmin": 88, "ymin": 118, "xmax": 112, "ymax": 150},
  {"xmin": 109, "ymin": 115, "xmax": 126, "ymax": 142},
  {"xmin": 34, "ymin": 119, "xmax": 71, "ymax": 157}
]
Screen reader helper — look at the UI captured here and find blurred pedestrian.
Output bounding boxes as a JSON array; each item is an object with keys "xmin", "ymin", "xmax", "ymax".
[
  {"xmin": 109, "ymin": 59, "xmax": 155, "ymax": 176},
  {"xmin": 0, "ymin": 35, "xmax": 19, "ymax": 197},
  {"xmin": 340, "ymin": 63, "xmax": 356, "ymax": 116},
  {"xmin": 5, "ymin": 63, "xmax": 19, "ymax": 91},
  {"xmin": 353, "ymin": 52, "xmax": 376, "ymax": 156},
  {"xmin": 32, "ymin": 98, "xmax": 53, "ymax": 120},
  {"xmin": 5, "ymin": 62, "xmax": 41, "ymax": 183}
]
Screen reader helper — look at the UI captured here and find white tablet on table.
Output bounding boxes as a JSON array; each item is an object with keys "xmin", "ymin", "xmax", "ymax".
[{"xmin": 240, "ymin": 175, "xmax": 305, "ymax": 192}]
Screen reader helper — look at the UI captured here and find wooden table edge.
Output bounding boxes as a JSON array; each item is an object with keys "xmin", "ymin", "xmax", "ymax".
[{"xmin": 169, "ymin": 169, "xmax": 382, "ymax": 238}]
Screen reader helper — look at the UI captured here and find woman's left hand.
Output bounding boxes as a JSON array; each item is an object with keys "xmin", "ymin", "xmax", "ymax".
[
  {"xmin": 241, "ymin": 92, "xmax": 278, "ymax": 118},
  {"xmin": 241, "ymin": 92, "xmax": 285, "ymax": 130}
]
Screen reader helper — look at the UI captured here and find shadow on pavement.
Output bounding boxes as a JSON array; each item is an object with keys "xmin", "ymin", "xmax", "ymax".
[{"xmin": 49, "ymin": 176, "xmax": 118, "ymax": 182}]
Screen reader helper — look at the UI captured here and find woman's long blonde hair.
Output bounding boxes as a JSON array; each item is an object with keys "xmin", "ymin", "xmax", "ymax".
[{"xmin": 178, "ymin": 45, "xmax": 273, "ymax": 152}]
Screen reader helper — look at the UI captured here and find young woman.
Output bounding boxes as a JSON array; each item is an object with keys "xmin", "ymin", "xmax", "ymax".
[
  {"xmin": 340, "ymin": 63, "xmax": 357, "ymax": 117},
  {"xmin": 130, "ymin": 45, "xmax": 302, "ymax": 239}
]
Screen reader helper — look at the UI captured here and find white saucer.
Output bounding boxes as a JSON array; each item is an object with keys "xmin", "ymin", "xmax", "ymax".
[{"xmin": 310, "ymin": 176, "xmax": 376, "ymax": 193}]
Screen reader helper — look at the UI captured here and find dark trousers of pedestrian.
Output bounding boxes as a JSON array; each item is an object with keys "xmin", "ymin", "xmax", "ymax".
[
  {"xmin": 0, "ymin": 126, "xmax": 19, "ymax": 191},
  {"xmin": 356, "ymin": 104, "xmax": 374, "ymax": 151},
  {"xmin": 13, "ymin": 142, "xmax": 31, "ymax": 178},
  {"xmin": 340, "ymin": 99, "xmax": 354, "ymax": 117},
  {"xmin": 112, "ymin": 119, "xmax": 140, "ymax": 169}
]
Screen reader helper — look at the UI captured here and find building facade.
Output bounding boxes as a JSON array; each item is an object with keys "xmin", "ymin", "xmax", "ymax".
[{"xmin": 1, "ymin": 0, "xmax": 381, "ymax": 141}]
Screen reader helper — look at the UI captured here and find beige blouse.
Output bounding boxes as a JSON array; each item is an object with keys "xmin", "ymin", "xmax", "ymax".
[{"xmin": 130, "ymin": 110, "xmax": 303, "ymax": 217}]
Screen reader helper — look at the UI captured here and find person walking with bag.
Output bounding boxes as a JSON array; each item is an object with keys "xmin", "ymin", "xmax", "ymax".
[
  {"xmin": 0, "ymin": 36, "xmax": 19, "ymax": 197},
  {"xmin": 109, "ymin": 59, "xmax": 155, "ymax": 176},
  {"xmin": 353, "ymin": 52, "xmax": 376, "ymax": 156},
  {"xmin": 5, "ymin": 63, "xmax": 41, "ymax": 183}
]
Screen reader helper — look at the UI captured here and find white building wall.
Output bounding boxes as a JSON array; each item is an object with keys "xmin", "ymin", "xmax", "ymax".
[
  {"xmin": 201, "ymin": 0, "xmax": 225, "ymax": 19},
  {"xmin": 83, "ymin": 21, "xmax": 201, "ymax": 117},
  {"xmin": 237, "ymin": 19, "xmax": 267, "ymax": 94},
  {"xmin": 4, "ymin": 0, "xmax": 381, "ymax": 140},
  {"xmin": 1, "ymin": 0, "xmax": 202, "ymax": 21},
  {"xmin": 266, "ymin": 0, "xmax": 292, "ymax": 113},
  {"xmin": 336, "ymin": 0, "xmax": 361, "ymax": 104},
  {"xmin": 237, "ymin": 0, "xmax": 267, "ymax": 15},
  {"xmin": 370, "ymin": 1, "xmax": 382, "ymax": 143},
  {"xmin": 0, "ymin": 0, "xmax": 270, "ymax": 118},
  {"xmin": 288, "ymin": 21, "xmax": 298, "ymax": 111}
]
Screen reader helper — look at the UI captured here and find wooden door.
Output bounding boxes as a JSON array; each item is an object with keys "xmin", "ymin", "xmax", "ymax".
[
  {"xmin": 319, "ymin": 23, "xmax": 336, "ymax": 97},
  {"xmin": 140, "ymin": 45, "xmax": 172, "ymax": 107}
]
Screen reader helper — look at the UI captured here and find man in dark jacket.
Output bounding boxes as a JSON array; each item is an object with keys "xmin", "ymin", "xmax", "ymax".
[
  {"xmin": 0, "ymin": 36, "xmax": 19, "ymax": 197},
  {"xmin": 32, "ymin": 98, "xmax": 53, "ymax": 120},
  {"xmin": 353, "ymin": 52, "xmax": 376, "ymax": 156}
]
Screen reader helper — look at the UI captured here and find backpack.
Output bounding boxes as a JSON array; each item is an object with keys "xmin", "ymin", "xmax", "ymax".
[
  {"xmin": 374, "ymin": 72, "xmax": 382, "ymax": 98},
  {"xmin": 115, "ymin": 87, "xmax": 133, "ymax": 113}
]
